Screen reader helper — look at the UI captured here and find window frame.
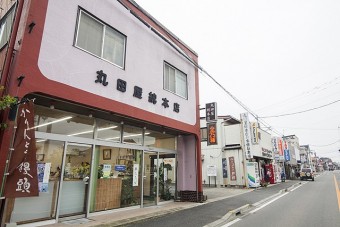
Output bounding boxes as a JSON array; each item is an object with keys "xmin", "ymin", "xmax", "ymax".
[
  {"xmin": 200, "ymin": 127, "xmax": 207, "ymax": 142},
  {"xmin": 74, "ymin": 8, "xmax": 127, "ymax": 69},
  {"xmin": 163, "ymin": 62, "xmax": 188, "ymax": 99},
  {"xmin": 0, "ymin": 5, "xmax": 16, "ymax": 51}
]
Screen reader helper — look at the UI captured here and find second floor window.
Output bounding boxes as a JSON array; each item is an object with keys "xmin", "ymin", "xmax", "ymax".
[
  {"xmin": 164, "ymin": 62, "xmax": 188, "ymax": 99},
  {"xmin": 75, "ymin": 10, "xmax": 126, "ymax": 69},
  {"xmin": 0, "ymin": 6, "xmax": 15, "ymax": 49}
]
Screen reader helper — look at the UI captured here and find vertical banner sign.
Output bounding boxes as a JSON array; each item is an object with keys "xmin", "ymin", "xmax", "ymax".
[
  {"xmin": 284, "ymin": 149, "xmax": 291, "ymax": 161},
  {"xmin": 272, "ymin": 137, "xmax": 279, "ymax": 160},
  {"xmin": 251, "ymin": 122, "xmax": 258, "ymax": 144},
  {"xmin": 229, "ymin": 157, "xmax": 237, "ymax": 181},
  {"xmin": 240, "ymin": 113, "xmax": 252, "ymax": 159},
  {"xmin": 132, "ymin": 164, "xmax": 139, "ymax": 186},
  {"xmin": 5, "ymin": 101, "xmax": 38, "ymax": 198},
  {"xmin": 205, "ymin": 102, "xmax": 217, "ymax": 122},
  {"xmin": 278, "ymin": 137, "xmax": 284, "ymax": 161},
  {"xmin": 222, "ymin": 158, "xmax": 228, "ymax": 178},
  {"xmin": 283, "ymin": 139, "xmax": 290, "ymax": 161},
  {"xmin": 207, "ymin": 122, "xmax": 217, "ymax": 145}
]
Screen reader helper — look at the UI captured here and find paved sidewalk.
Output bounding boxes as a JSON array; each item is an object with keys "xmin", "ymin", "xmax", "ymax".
[{"xmin": 31, "ymin": 187, "xmax": 252, "ymax": 227}]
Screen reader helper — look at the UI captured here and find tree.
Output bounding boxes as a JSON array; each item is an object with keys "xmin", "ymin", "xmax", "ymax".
[{"xmin": 0, "ymin": 86, "xmax": 17, "ymax": 129}]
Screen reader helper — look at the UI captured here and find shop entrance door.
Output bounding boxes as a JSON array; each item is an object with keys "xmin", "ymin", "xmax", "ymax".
[
  {"xmin": 58, "ymin": 142, "xmax": 92, "ymax": 218},
  {"xmin": 142, "ymin": 151, "xmax": 158, "ymax": 207}
]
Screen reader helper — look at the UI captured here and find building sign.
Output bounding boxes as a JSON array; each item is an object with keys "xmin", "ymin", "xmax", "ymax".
[
  {"xmin": 207, "ymin": 165, "xmax": 217, "ymax": 177},
  {"xmin": 207, "ymin": 123, "xmax": 217, "ymax": 145},
  {"xmin": 240, "ymin": 113, "xmax": 252, "ymax": 159},
  {"xmin": 261, "ymin": 148, "xmax": 273, "ymax": 159},
  {"xmin": 4, "ymin": 101, "xmax": 38, "ymax": 198},
  {"xmin": 251, "ymin": 122, "xmax": 258, "ymax": 144},
  {"xmin": 205, "ymin": 102, "xmax": 217, "ymax": 122},
  {"xmin": 95, "ymin": 70, "xmax": 181, "ymax": 114},
  {"xmin": 222, "ymin": 158, "xmax": 228, "ymax": 178},
  {"xmin": 229, "ymin": 157, "xmax": 237, "ymax": 181}
]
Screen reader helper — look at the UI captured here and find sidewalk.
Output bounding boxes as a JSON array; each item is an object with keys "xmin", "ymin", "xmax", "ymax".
[{"xmin": 34, "ymin": 187, "xmax": 252, "ymax": 227}]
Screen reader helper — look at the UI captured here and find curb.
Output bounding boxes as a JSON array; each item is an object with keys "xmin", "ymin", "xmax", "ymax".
[
  {"xmin": 203, "ymin": 204, "xmax": 251, "ymax": 227},
  {"xmin": 210, "ymin": 182, "xmax": 303, "ymax": 227}
]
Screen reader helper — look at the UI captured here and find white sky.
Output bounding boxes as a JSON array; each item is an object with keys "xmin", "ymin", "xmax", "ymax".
[{"xmin": 134, "ymin": 0, "xmax": 340, "ymax": 163}]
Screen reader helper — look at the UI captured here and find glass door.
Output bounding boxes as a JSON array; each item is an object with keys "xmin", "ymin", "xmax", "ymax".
[
  {"xmin": 142, "ymin": 151, "xmax": 158, "ymax": 207},
  {"xmin": 58, "ymin": 142, "xmax": 92, "ymax": 218}
]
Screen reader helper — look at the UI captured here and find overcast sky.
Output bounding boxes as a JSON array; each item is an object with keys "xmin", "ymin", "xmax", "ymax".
[{"xmin": 135, "ymin": 0, "xmax": 340, "ymax": 163}]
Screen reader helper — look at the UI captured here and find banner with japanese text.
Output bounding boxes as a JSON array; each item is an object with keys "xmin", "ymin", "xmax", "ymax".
[{"xmin": 4, "ymin": 101, "xmax": 38, "ymax": 198}]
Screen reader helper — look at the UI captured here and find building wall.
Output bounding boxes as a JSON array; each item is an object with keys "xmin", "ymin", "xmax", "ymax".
[{"xmin": 0, "ymin": 0, "xmax": 202, "ymax": 207}]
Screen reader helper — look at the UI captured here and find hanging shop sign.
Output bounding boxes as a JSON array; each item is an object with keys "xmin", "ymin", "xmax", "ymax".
[
  {"xmin": 205, "ymin": 102, "xmax": 217, "ymax": 122},
  {"xmin": 207, "ymin": 122, "xmax": 217, "ymax": 145},
  {"xmin": 4, "ymin": 101, "xmax": 38, "ymax": 198},
  {"xmin": 240, "ymin": 113, "xmax": 252, "ymax": 159}
]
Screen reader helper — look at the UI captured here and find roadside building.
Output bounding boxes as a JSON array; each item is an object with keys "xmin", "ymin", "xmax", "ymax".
[
  {"xmin": 282, "ymin": 135, "xmax": 301, "ymax": 179},
  {"xmin": 200, "ymin": 114, "xmax": 274, "ymax": 188},
  {"xmin": 0, "ymin": 0, "xmax": 202, "ymax": 225}
]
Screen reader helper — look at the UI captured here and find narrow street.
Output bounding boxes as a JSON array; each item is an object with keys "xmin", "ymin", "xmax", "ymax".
[
  {"xmin": 228, "ymin": 171, "xmax": 340, "ymax": 227},
  {"xmin": 124, "ymin": 180, "xmax": 299, "ymax": 227}
]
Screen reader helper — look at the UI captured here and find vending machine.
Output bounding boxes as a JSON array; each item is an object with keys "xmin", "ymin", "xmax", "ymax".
[
  {"xmin": 246, "ymin": 162, "xmax": 260, "ymax": 188},
  {"xmin": 265, "ymin": 164, "xmax": 276, "ymax": 184}
]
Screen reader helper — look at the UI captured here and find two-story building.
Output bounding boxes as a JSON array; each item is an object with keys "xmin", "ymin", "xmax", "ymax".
[
  {"xmin": 0, "ymin": 0, "xmax": 202, "ymax": 225},
  {"xmin": 200, "ymin": 114, "xmax": 274, "ymax": 188}
]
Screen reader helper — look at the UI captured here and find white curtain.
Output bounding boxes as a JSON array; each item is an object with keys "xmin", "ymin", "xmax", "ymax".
[
  {"xmin": 103, "ymin": 27, "xmax": 125, "ymax": 67},
  {"xmin": 76, "ymin": 12, "xmax": 103, "ymax": 57}
]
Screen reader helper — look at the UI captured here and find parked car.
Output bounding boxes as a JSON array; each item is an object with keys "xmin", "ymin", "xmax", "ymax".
[{"xmin": 300, "ymin": 168, "xmax": 314, "ymax": 181}]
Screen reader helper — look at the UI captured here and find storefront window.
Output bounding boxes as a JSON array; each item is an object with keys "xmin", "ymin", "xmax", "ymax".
[
  {"xmin": 123, "ymin": 125, "xmax": 143, "ymax": 145},
  {"xmin": 144, "ymin": 129, "xmax": 176, "ymax": 150},
  {"xmin": 91, "ymin": 146, "xmax": 142, "ymax": 212},
  {"xmin": 34, "ymin": 105, "xmax": 94, "ymax": 138},
  {"xmin": 10, "ymin": 140, "xmax": 64, "ymax": 223},
  {"xmin": 96, "ymin": 119, "xmax": 121, "ymax": 142}
]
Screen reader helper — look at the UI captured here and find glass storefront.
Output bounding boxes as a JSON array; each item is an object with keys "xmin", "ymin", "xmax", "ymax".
[{"xmin": 7, "ymin": 104, "xmax": 178, "ymax": 224}]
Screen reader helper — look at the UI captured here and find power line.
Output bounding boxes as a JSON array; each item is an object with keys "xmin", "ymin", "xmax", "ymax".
[
  {"xmin": 259, "ymin": 99, "xmax": 340, "ymax": 118},
  {"xmin": 310, "ymin": 140, "xmax": 340, "ymax": 147}
]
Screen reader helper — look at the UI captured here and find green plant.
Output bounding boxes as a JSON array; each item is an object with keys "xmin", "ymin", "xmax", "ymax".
[
  {"xmin": 0, "ymin": 86, "xmax": 17, "ymax": 129},
  {"xmin": 121, "ymin": 177, "xmax": 135, "ymax": 206}
]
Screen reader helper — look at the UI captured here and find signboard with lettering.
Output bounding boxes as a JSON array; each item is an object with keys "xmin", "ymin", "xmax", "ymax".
[
  {"xmin": 207, "ymin": 123, "xmax": 218, "ymax": 145},
  {"xmin": 207, "ymin": 165, "xmax": 217, "ymax": 176},
  {"xmin": 229, "ymin": 157, "xmax": 237, "ymax": 181},
  {"xmin": 251, "ymin": 122, "xmax": 258, "ymax": 144},
  {"xmin": 205, "ymin": 102, "xmax": 217, "ymax": 122},
  {"xmin": 4, "ymin": 101, "xmax": 38, "ymax": 198},
  {"xmin": 222, "ymin": 158, "xmax": 228, "ymax": 178},
  {"xmin": 240, "ymin": 113, "xmax": 252, "ymax": 159}
]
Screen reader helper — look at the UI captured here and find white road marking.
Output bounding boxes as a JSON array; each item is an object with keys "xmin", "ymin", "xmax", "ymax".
[
  {"xmin": 221, "ymin": 218, "xmax": 241, "ymax": 227},
  {"xmin": 290, "ymin": 182, "xmax": 307, "ymax": 192},
  {"xmin": 250, "ymin": 193, "xmax": 288, "ymax": 214}
]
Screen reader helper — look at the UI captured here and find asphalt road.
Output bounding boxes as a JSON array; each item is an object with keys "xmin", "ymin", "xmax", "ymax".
[
  {"xmin": 123, "ymin": 180, "xmax": 299, "ymax": 227},
  {"xmin": 229, "ymin": 170, "xmax": 340, "ymax": 227}
]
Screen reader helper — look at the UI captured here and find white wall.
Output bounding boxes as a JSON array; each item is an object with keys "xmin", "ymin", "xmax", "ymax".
[{"xmin": 38, "ymin": 0, "xmax": 197, "ymax": 125}]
